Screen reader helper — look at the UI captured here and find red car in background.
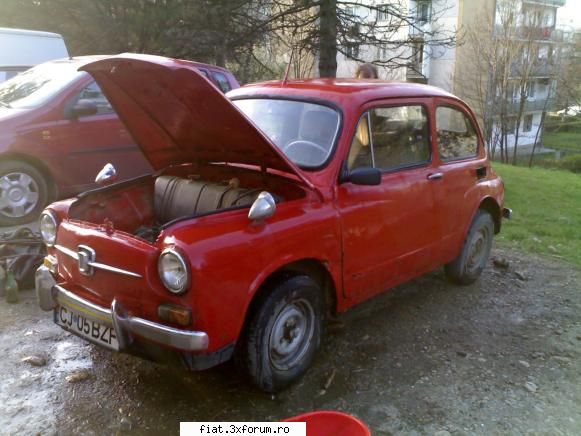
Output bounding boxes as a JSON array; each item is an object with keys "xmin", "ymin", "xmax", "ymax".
[{"xmin": 0, "ymin": 55, "xmax": 239, "ymax": 225}]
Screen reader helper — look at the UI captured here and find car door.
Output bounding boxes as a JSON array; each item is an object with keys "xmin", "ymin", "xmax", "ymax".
[
  {"xmin": 337, "ymin": 100, "xmax": 443, "ymax": 301},
  {"xmin": 430, "ymin": 100, "xmax": 488, "ymax": 262},
  {"xmin": 52, "ymin": 80, "xmax": 152, "ymax": 191}
]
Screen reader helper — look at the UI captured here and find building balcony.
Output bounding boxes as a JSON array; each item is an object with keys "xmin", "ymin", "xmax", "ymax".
[
  {"xmin": 492, "ymin": 98, "xmax": 555, "ymax": 115},
  {"xmin": 494, "ymin": 25, "xmax": 563, "ymax": 42},
  {"xmin": 510, "ymin": 62, "xmax": 556, "ymax": 78},
  {"xmin": 522, "ymin": 0, "xmax": 565, "ymax": 7},
  {"xmin": 406, "ymin": 65, "xmax": 428, "ymax": 84},
  {"xmin": 408, "ymin": 21, "xmax": 430, "ymax": 37},
  {"xmin": 520, "ymin": 26, "xmax": 563, "ymax": 41}
]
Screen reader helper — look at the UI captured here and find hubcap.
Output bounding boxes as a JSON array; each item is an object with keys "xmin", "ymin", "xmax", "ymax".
[
  {"xmin": 466, "ymin": 227, "xmax": 489, "ymax": 273},
  {"xmin": 0, "ymin": 172, "xmax": 40, "ymax": 218},
  {"xmin": 269, "ymin": 299, "xmax": 315, "ymax": 371}
]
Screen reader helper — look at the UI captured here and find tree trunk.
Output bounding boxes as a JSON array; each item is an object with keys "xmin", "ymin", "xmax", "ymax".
[
  {"xmin": 318, "ymin": 0, "xmax": 338, "ymax": 78},
  {"xmin": 512, "ymin": 96, "xmax": 527, "ymax": 165}
]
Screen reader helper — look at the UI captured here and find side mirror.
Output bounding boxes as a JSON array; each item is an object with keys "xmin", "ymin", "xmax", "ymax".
[
  {"xmin": 95, "ymin": 163, "xmax": 117, "ymax": 185},
  {"xmin": 69, "ymin": 99, "xmax": 98, "ymax": 118},
  {"xmin": 248, "ymin": 191, "xmax": 276, "ymax": 222},
  {"xmin": 345, "ymin": 167, "xmax": 382, "ymax": 186}
]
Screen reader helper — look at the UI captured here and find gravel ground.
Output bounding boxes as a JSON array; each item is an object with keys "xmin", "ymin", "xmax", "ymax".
[{"xmin": 0, "ymin": 246, "xmax": 579, "ymax": 435}]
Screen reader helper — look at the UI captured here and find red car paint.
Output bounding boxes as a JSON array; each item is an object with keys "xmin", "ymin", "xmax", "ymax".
[
  {"xmin": 41, "ymin": 55, "xmax": 505, "ymax": 368},
  {"xmin": 0, "ymin": 55, "xmax": 239, "ymax": 198}
]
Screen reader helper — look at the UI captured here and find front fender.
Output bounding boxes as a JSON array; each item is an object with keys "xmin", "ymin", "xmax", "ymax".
[{"xmin": 161, "ymin": 199, "xmax": 341, "ymax": 352}]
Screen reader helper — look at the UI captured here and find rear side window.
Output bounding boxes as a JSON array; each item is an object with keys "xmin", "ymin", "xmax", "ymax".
[
  {"xmin": 436, "ymin": 106, "xmax": 478, "ymax": 160},
  {"xmin": 211, "ymin": 71, "xmax": 232, "ymax": 93},
  {"xmin": 348, "ymin": 105, "xmax": 430, "ymax": 171}
]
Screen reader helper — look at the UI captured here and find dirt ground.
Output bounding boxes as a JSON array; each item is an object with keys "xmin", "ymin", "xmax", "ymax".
[{"xmin": 1, "ymin": 246, "xmax": 580, "ymax": 436}]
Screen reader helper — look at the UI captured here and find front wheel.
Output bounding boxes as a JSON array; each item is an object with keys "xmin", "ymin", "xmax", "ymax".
[
  {"xmin": 445, "ymin": 210, "xmax": 494, "ymax": 285},
  {"xmin": 236, "ymin": 275, "xmax": 324, "ymax": 392},
  {"xmin": 0, "ymin": 160, "xmax": 50, "ymax": 226}
]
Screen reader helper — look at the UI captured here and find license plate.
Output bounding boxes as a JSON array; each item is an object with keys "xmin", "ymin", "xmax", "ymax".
[{"xmin": 54, "ymin": 305, "xmax": 119, "ymax": 351}]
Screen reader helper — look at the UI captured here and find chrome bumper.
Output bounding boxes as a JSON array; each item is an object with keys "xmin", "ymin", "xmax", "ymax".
[
  {"xmin": 502, "ymin": 207, "xmax": 513, "ymax": 219},
  {"xmin": 35, "ymin": 265, "xmax": 209, "ymax": 352}
]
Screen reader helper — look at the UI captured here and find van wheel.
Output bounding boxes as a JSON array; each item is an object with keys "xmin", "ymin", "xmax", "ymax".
[
  {"xmin": 445, "ymin": 210, "xmax": 494, "ymax": 285},
  {"xmin": 0, "ymin": 160, "xmax": 49, "ymax": 226},
  {"xmin": 237, "ymin": 275, "xmax": 324, "ymax": 393}
]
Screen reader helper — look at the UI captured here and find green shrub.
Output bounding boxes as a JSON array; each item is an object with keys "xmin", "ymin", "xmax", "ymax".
[
  {"xmin": 556, "ymin": 154, "xmax": 581, "ymax": 173},
  {"xmin": 545, "ymin": 115, "xmax": 581, "ymax": 133}
]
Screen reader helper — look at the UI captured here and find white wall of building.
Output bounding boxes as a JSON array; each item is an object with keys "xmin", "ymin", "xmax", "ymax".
[
  {"xmin": 333, "ymin": 0, "xmax": 461, "ymax": 85},
  {"xmin": 425, "ymin": 0, "xmax": 460, "ymax": 91},
  {"xmin": 492, "ymin": 112, "xmax": 544, "ymax": 150}
]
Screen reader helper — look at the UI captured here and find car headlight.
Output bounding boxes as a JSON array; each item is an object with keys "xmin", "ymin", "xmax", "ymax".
[
  {"xmin": 39, "ymin": 211, "xmax": 58, "ymax": 246},
  {"xmin": 158, "ymin": 248, "xmax": 190, "ymax": 294}
]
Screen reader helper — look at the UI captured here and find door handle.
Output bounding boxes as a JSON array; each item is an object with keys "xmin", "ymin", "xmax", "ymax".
[{"xmin": 427, "ymin": 172, "xmax": 443, "ymax": 181}]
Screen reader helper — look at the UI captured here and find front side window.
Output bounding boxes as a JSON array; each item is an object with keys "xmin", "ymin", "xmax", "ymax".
[
  {"xmin": 436, "ymin": 106, "xmax": 478, "ymax": 160},
  {"xmin": 348, "ymin": 105, "xmax": 430, "ymax": 171},
  {"xmin": 233, "ymin": 99, "xmax": 340, "ymax": 168},
  {"xmin": 77, "ymin": 81, "xmax": 113, "ymax": 116}
]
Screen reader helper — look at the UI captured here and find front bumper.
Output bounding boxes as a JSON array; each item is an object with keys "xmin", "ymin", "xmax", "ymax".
[{"xmin": 35, "ymin": 265, "xmax": 209, "ymax": 352}]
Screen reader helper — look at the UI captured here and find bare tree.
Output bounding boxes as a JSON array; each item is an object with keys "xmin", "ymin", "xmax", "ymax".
[
  {"xmin": 236, "ymin": 0, "xmax": 457, "ymax": 78},
  {"xmin": 457, "ymin": 0, "xmax": 563, "ymax": 164}
]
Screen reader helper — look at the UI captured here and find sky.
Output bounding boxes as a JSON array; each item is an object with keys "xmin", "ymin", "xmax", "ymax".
[{"xmin": 556, "ymin": 0, "xmax": 581, "ymax": 30}]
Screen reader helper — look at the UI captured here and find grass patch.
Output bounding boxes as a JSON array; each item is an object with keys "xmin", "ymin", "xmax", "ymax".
[
  {"xmin": 542, "ymin": 131, "xmax": 581, "ymax": 153},
  {"xmin": 493, "ymin": 163, "xmax": 581, "ymax": 266}
]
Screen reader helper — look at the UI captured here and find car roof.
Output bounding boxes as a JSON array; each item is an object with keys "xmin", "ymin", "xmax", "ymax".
[
  {"xmin": 40, "ymin": 54, "xmax": 232, "ymax": 74},
  {"xmin": 0, "ymin": 27, "xmax": 63, "ymax": 38},
  {"xmin": 229, "ymin": 78, "xmax": 460, "ymax": 107}
]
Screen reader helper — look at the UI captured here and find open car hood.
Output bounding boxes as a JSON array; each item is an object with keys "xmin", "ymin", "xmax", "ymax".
[{"xmin": 81, "ymin": 54, "xmax": 315, "ymax": 189}]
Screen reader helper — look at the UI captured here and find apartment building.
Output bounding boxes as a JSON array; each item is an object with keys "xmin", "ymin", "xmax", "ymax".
[
  {"xmin": 454, "ymin": 0, "xmax": 566, "ymax": 150},
  {"xmin": 333, "ymin": 0, "xmax": 566, "ymax": 150}
]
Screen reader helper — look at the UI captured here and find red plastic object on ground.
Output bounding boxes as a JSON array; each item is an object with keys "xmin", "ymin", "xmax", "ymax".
[{"xmin": 283, "ymin": 411, "xmax": 371, "ymax": 436}]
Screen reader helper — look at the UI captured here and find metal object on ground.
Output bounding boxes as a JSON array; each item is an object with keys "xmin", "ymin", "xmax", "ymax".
[{"xmin": 0, "ymin": 227, "xmax": 46, "ymax": 289}]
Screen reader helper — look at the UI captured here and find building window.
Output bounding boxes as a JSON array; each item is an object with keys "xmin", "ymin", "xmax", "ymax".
[
  {"xmin": 345, "ymin": 42, "xmax": 360, "ymax": 59},
  {"xmin": 410, "ymin": 40, "xmax": 424, "ymax": 73},
  {"xmin": 524, "ymin": 114, "xmax": 533, "ymax": 133},
  {"xmin": 377, "ymin": 4, "xmax": 390, "ymax": 21},
  {"xmin": 381, "ymin": 45, "xmax": 388, "ymax": 60},
  {"xmin": 344, "ymin": 6, "xmax": 356, "ymax": 17},
  {"xmin": 526, "ymin": 81, "xmax": 536, "ymax": 99},
  {"xmin": 506, "ymin": 116, "xmax": 517, "ymax": 134},
  {"xmin": 416, "ymin": 2, "xmax": 431, "ymax": 23}
]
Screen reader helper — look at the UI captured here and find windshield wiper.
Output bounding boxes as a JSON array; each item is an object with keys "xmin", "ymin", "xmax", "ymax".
[{"xmin": 0, "ymin": 101, "xmax": 11, "ymax": 108}]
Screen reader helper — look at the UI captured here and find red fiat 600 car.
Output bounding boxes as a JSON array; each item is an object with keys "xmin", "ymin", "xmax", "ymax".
[{"xmin": 36, "ymin": 54, "xmax": 510, "ymax": 392}]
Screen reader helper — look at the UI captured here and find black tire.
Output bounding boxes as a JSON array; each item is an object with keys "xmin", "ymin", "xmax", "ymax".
[
  {"xmin": 445, "ymin": 210, "xmax": 494, "ymax": 285},
  {"xmin": 0, "ymin": 160, "xmax": 50, "ymax": 226},
  {"xmin": 236, "ymin": 275, "xmax": 324, "ymax": 392}
]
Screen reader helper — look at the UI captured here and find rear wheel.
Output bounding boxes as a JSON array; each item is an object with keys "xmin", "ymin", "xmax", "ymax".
[
  {"xmin": 445, "ymin": 210, "xmax": 494, "ymax": 285},
  {"xmin": 236, "ymin": 275, "xmax": 324, "ymax": 392},
  {"xmin": 0, "ymin": 160, "xmax": 49, "ymax": 226}
]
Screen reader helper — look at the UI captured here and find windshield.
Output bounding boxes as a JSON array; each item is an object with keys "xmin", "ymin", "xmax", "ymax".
[
  {"xmin": 233, "ymin": 98, "xmax": 340, "ymax": 168},
  {"xmin": 0, "ymin": 61, "xmax": 84, "ymax": 109}
]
